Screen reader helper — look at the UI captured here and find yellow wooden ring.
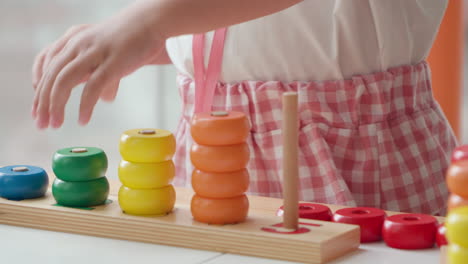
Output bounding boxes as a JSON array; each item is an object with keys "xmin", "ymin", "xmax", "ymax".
[
  {"xmin": 118, "ymin": 185, "xmax": 175, "ymax": 215},
  {"xmin": 119, "ymin": 129, "xmax": 176, "ymax": 163},
  {"xmin": 118, "ymin": 160, "xmax": 175, "ymax": 189},
  {"xmin": 448, "ymin": 244, "xmax": 468, "ymax": 264},
  {"xmin": 446, "ymin": 206, "xmax": 468, "ymax": 248}
]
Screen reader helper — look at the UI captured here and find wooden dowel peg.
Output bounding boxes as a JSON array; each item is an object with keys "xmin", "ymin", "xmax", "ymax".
[{"xmin": 282, "ymin": 92, "xmax": 299, "ymax": 230}]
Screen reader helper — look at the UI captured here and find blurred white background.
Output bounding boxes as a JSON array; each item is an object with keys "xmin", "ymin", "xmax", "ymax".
[{"xmin": 0, "ymin": 0, "xmax": 466, "ymax": 181}]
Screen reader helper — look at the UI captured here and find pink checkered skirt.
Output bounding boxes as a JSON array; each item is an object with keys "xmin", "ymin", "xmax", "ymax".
[{"xmin": 173, "ymin": 61, "xmax": 457, "ymax": 215}]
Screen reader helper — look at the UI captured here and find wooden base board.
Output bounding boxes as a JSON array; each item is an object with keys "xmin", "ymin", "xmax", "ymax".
[
  {"xmin": 440, "ymin": 246, "xmax": 447, "ymax": 264},
  {"xmin": 0, "ymin": 184, "xmax": 360, "ymax": 264}
]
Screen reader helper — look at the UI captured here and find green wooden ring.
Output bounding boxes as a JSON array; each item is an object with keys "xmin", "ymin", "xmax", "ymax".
[
  {"xmin": 52, "ymin": 177, "xmax": 109, "ymax": 207},
  {"xmin": 52, "ymin": 147, "xmax": 108, "ymax": 182}
]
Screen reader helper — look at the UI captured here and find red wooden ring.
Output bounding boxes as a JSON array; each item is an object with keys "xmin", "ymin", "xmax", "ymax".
[
  {"xmin": 332, "ymin": 207, "xmax": 386, "ymax": 243},
  {"xmin": 277, "ymin": 203, "xmax": 332, "ymax": 221},
  {"xmin": 382, "ymin": 213, "xmax": 437, "ymax": 249},
  {"xmin": 452, "ymin": 145, "xmax": 468, "ymax": 163},
  {"xmin": 436, "ymin": 223, "xmax": 448, "ymax": 247}
]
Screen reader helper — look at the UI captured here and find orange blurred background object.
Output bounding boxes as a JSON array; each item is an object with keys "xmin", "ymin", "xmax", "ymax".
[
  {"xmin": 427, "ymin": 0, "xmax": 464, "ymax": 139},
  {"xmin": 448, "ymin": 193, "xmax": 468, "ymax": 210}
]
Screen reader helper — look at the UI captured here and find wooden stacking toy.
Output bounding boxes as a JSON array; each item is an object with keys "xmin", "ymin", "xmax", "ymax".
[
  {"xmin": 0, "ymin": 93, "xmax": 364, "ymax": 264},
  {"xmin": 0, "ymin": 165, "xmax": 48, "ymax": 200},
  {"xmin": 118, "ymin": 129, "xmax": 176, "ymax": 215},
  {"xmin": 446, "ymin": 145, "xmax": 468, "ymax": 263},
  {"xmin": 190, "ymin": 111, "xmax": 250, "ymax": 224},
  {"xmin": 52, "ymin": 147, "xmax": 109, "ymax": 207}
]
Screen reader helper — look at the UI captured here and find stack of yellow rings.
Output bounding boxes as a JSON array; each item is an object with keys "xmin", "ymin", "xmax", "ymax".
[{"xmin": 118, "ymin": 129, "xmax": 176, "ymax": 215}]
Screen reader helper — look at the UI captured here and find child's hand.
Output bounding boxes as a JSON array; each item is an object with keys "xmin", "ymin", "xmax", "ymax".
[
  {"xmin": 32, "ymin": 24, "xmax": 91, "ymax": 90},
  {"xmin": 31, "ymin": 0, "xmax": 301, "ymax": 130},
  {"xmin": 32, "ymin": 5, "xmax": 167, "ymax": 129}
]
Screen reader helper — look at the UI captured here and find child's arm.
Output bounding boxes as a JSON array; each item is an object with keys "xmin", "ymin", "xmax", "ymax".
[
  {"xmin": 32, "ymin": 0, "xmax": 302, "ymax": 130},
  {"xmin": 130, "ymin": 0, "xmax": 303, "ymax": 38}
]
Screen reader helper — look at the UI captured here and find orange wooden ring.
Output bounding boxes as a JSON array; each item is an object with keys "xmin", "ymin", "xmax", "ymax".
[
  {"xmin": 446, "ymin": 161, "xmax": 468, "ymax": 198},
  {"xmin": 191, "ymin": 194, "xmax": 249, "ymax": 224},
  {"xmin": 191, "ymin": 111, "xmax": 250, "ymax": 146},
  {"xmin": 448, "ymin": 193, "xmax": 468, "ymax": 211},
  {"xmin": 452, "ymin": 145, "xmax": 468, "ymax": 163},
  {"xmin": 190, "ymin": 143, "xmax": 250, "ymax": 173},
  {"xmin": 191, "ymin": 169, "xmax": 249, "ymax": 198}
]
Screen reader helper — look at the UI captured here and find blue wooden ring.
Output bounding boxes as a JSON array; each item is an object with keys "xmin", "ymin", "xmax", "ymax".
[{"xmin": 0, "ymin": 165, "xmax": 49, "ymax": 200}]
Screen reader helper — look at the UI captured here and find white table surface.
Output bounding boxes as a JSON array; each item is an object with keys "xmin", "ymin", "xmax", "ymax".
[{"xmin": 0, "ymin": 224, "xmax": 441, "ymax": 264}]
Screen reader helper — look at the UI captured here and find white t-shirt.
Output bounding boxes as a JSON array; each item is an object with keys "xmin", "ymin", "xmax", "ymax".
[{"xmin": 166, "ymin": 0, "xmax": 447, "ymax": 83}]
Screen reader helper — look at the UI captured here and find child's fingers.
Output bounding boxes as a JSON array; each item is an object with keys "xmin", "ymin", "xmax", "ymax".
[
  {"xmin": 33, "ymin": 25, "xmax": 89, "ymax": 92},
  {"xmin": 31, "ymin": 91, "xmax": 40, "ymax": 118},
  {"xmin": 79, "ymin": 60, "xmax": 116, "ymax": 126},
  {"xmin": 48, "ymin": 52, "xmax": 97, "ymax": 129},
  {"xmin": 35, "ymin": 47, "xmax": 78, "ymax": 130},
  {"xmin": 32, "ymin": 78, "xmax": 43, "ymax": 118},
  {"xmin": 100, "ymin": 79, "xmax": 120, "ymax": 102},
  {"xmin": 32, "ymin": 61, "xmax": 49, "ymax": 119},
  {"xmin": 32, "ymin": 44, "xmax": 57, "ymax": 118},
  {"xmin": 42, "ymin": 25, "xmax": 89, "ymax": 80},
  {"xmin": 32, "ymin": 47, "xmax": 50, "ymax": 89}
]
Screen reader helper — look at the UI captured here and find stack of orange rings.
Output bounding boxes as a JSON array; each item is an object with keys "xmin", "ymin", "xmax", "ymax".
[
  {"xmin": 190, "ymin": 111, "xmax": 251, "ymax": 224},
  {"xmin": 445, "ymin": 145, "xmax": 468, "ymax": 263},
  {"xmin": 447, "ymin": 145, "xmax": 468, "ymax": 210}
]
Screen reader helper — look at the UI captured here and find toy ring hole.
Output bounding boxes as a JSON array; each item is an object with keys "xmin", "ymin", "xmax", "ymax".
[
  {"xmin": 299, "ymin": 205, "xmax": 313, "ymax": 210},
  {"xmin": 211, "ymin": 111, "xmax": 229, "ymax": 117},
  {"xmin": 12, "ymin": 166, "xmax": 29, "ymax": 172},
  {"xmin": 138, "ymin": 129, "xmax": 156, "ymax": 135},
  {"xmin": 403, "ymin": 216, "xmax": 420, "ymax": 221},
  {"xmin": 351, "ymin": 210, "xmax": 369, "ymax": 215},
  {"xmin": 71, "ymin": 148, "xmax": 88, "ymax": 153}
]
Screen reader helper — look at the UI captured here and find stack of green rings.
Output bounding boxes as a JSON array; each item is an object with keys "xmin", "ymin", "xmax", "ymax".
[{"xmin": 52, "ymin": 147, "xmax": 109, "ymax": 207}]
